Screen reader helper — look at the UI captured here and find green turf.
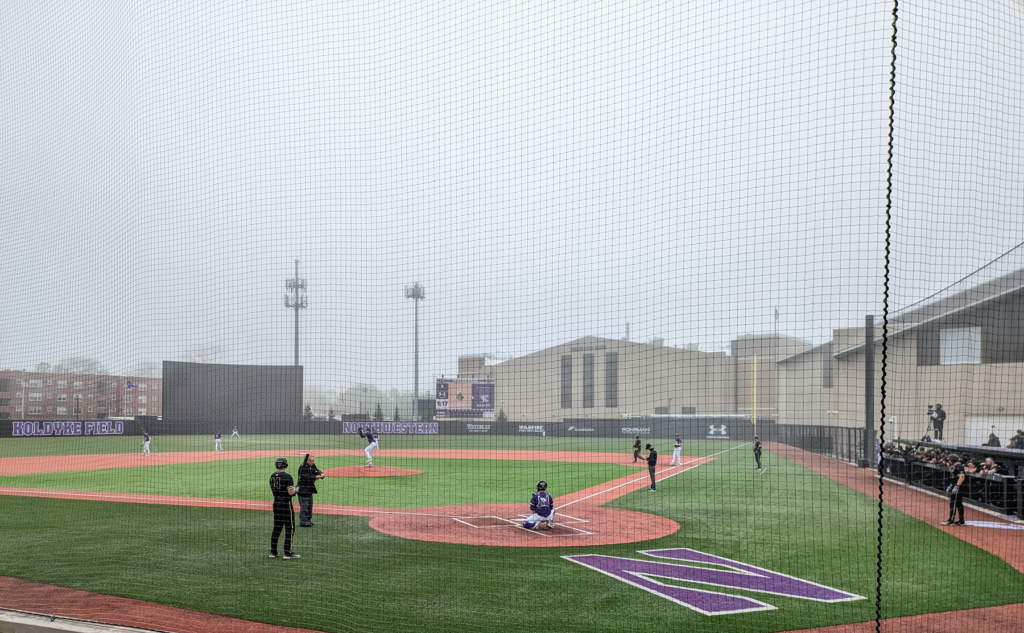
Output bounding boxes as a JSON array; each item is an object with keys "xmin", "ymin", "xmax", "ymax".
[
  {"xmin": 0, "ymin": 437, "xmax": 1021, "ymax": 633},
  {"xmin": 0, "ymin": 457, "xmax": 637, "ymax": 508}
]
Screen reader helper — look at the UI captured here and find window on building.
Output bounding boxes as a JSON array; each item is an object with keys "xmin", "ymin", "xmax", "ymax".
[
  {"xmin": 139, "ymin": 396, "xmax": 147, "ymax": 404},
  {"xmin": 57, "ymin": 394, "xmax": 67, "ymax": 401},
  {"xmin": 29, "ymin": 379, "xmax": 43, "ymax": 388},
  {"xmin": 28, "ymin": 406, "xmax": 42, "ymax": 415},
  {"xmin": 73, "ymin": 381, "xmax": 83, "ymax": 389},
  {"xmin": 88, "ymin": 407, "xmax": 93, "ymax": 413},
  {"xmin": 582, "ymin": 354, "xmax": 595, "ymax": 408},
  {"xmin": 138, "ymin": 408, "xmax": 147, "ymax": 415},
  {"xmin": 46, "ymin": 406, "xmax": 52, "ymax": 413},
  {"xmin": 96, "ymin": 381, "xmax": 107, "ymax": 393},
  {"xmin": 125, "ymin": 395, "xmax": 132, "ymax": 404},
  {"xmin": 57, "ymin": 380, "xmax": 67, "ymax": 388},
  {"xmin": 0, "ymin": 398, "xmax": 9, "ymax": 407},
  {"xmin": 57, "ymin": 407, "xmax": 67, "ymax": 415},
  {"xmin": 16, "ymin": 406, "xmax": 22, "ymax": 412},
  {"xmin": 97, "ymin": 400, "xmax": 107, "ymax": 407},
  {"xmin": 29, "ymin": 393, "xmax": 42, "ymax": 401},
  {"xmin": 0, "ymin": 379, "xmax": 10, "ymax": 392},
  {"xmin": 605, "ymin": 352, "xmax": 619, "ymax": 407},
  {"xmin": 139, "ymin": 384, "xmax": 147, "ymax": 391},
  {"xmin": 560, "ymin": 355, "xmax": 573, "ymax": 409},
  {"xmin": 940, "ymin": 327, "xmax": 981, "ymax": 365},
  {"xmin": 73, "ymin": 394, "xmax": 83, "ymax": 401}
]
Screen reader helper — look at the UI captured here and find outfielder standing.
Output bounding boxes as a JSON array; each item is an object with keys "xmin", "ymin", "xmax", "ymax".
[
  {"xmin": 230, "ymin": 426, "xmax": 239, "ymax": 439},
  {"xmin": 358, "ymin": 427, "xmax": 378, "ymax": 466},
  {"xmin": 941, "ymin": 453, "xmax": 966, "ymax": 526},
  {"xmin": 669, "ymin": 434, "xmax": 682, "ymax": 466},
  {"xmin": 753, "ymin": 436, "xmax": 762, "ymax": 471},
  {"xmin": 522, "ymin": 480, "xmax": 555, "ymax": 530},
  {"xmin": 214, "ymin": 432, "xmax": 223, "ymax": 451},
  {"xmin": 140, "ymin": 432, "xmax": 151, "ymax": 456},
  {"xmin": 643, "ymin": 444, "xmax": 658, "ymax": 491},
  {"xmin": 269, "ymin": 457, "xmax": 300, "ymax": 559}
]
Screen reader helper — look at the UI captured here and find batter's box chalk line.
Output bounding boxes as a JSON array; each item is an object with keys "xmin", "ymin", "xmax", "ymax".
[{"xmin": 451, "ymin": 513, "xmax": 593, "ymax": 536}]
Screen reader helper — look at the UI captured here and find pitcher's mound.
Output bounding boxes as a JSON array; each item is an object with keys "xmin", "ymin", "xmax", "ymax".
[{"xmin": 323, "ymin": 466, "xmax": 422, "ymax": 477}]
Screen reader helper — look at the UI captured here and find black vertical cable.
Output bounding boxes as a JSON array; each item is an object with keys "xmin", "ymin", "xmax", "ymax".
[{"xmin": 876, "ymin": 0, "xmax": 898, "ymax": 630}]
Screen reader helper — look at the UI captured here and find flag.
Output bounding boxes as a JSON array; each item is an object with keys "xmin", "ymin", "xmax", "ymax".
[
  {"xmin": 774, "ymin": 308, "xmax": 779, "ymax": 321},
  {"xmin": 126, "ymin": 380, "xmax": 135, "ymax": 389}
]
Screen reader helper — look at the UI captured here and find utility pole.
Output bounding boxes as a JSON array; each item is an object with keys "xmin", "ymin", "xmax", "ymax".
[
  {"xmin": 405, "ymin": 282, "xmax": 425, "ymax": 421},
  {"xmin": 284, "ymin": 259, "xmax": 308, "ymax": 366}
]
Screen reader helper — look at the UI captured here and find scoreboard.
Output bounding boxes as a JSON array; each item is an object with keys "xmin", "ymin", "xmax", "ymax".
[{"xmin": 436, "ymin": 379, "xmax": 495, "ymax": 418}]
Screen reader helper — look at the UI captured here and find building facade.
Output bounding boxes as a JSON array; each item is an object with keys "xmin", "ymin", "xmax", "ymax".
[{"xmin": 0, "ymin": 370, "xmax": 163, "ymax": 420}]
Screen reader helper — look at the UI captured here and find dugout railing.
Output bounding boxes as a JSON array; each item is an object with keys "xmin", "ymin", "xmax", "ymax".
[{"xmin": 882, "ymin": 440, "xmax": 1023, "ymax": 519}]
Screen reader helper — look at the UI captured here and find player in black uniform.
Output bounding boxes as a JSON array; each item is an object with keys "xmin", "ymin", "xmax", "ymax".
[
  {"xmin": 643, "ymin": 444, "xmax": 658, "ymax": 491},
  {"xmin": 753, "ymin": 436, "xmax": 762, "ymax": 471},
  {"xmin": 940, "ymin": 453, "xmax": 966, "ymax": 526},
  {"xmin": 296, "ymin": 453, "xmax": 324, "ymax": 527},
  {"xmin": 633, "ymin": 436, "xmax": 642, "ymax": 463},
  {"xmin": 269, "ymin": 457, "xmax": 300, "ymax": 559}
]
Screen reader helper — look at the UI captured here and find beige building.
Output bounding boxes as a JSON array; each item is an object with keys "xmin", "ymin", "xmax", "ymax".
[
  {"xmin": 458, "ymin": 334, "xmax": 809, "ymax": 423},
  {"xmin": 779, "ymin": 269, "xmax": 1024, "ymax": 445}
]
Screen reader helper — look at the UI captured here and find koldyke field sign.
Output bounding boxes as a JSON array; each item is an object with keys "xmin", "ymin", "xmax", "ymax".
[{"xmin": 11, "ymin": 420, "xmax": 124, "ymax": 437}]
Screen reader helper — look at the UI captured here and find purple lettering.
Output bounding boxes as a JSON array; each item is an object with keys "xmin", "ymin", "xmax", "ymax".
[
  {"xmin": 42, "ymin": 422, "xmax": 54, "ymax": 436},
  {"xmin": 12, "ymin": 422, "xmax": 24, "ymax": 436},
  {"xmin": 98, "ymin": 422, "xmax": 108, "ymax": 434},
  {"xmin": 84, "ymin": 422, "xmax": 95, "ymax": 435},
  {"xmin": 33, "ymin": 422, "xmax": 45, "ymax": 436},
  {"xmin": 64, "ymin": 422, "xmax": 77, "ymax": 435},
  {"xmin": 73, "ymin": 422, "xmax": 82, "ymax": 435},
  {"xmin": 114, "ymin": 422, "xmax": 123, "ymax": 434},
  {"xmin": 564, "ymin": 549, "xmax": 864, "ymax": 615}
]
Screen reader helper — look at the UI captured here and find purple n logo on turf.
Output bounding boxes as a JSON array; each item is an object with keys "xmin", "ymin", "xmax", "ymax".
[{"xmin": 563, "ymin": 548, "xmax": 864, "ymax": 615}]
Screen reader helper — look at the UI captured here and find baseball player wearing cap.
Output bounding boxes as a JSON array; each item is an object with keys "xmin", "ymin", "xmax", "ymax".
[
  {"xmin": 632, "ymin": 436, "xmax": 642, "ymax": 463},
  {"xmin": 669, "ymin": 434, "xmax": 682, "ymax": 465},
  {"xmin": 140, "ymin": 432, "xmax": 151, "ymax": 456},
  {"xmin": 941, "ymin": 454, "xmax": 966, "ymax": 526},
  {"xmin": 754, "ymin": 436, "xmax": 763, "ymax": 471},
  {"xmin": 643, "ymin": 444, "xmax": 658, "ymax": 491},
  {"xmin": 269, "ymin": 457, "xmax": 300, "ymax": 559},
  {"xmin": 522, "ymin": 480, "xmax": 555, "ymax": 530},
  {"xmin": 358, "ymin": 427, "xmax": 378, "ymax": 466}
]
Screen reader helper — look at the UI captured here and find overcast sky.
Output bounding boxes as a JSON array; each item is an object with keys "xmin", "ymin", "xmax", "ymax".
[{"xmin": 1, "ymin": 0, "xmax": 1021, "ymax": 392}]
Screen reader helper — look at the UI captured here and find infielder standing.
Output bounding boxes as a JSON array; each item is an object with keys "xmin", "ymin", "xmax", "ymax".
[
  {"xmin": 214, "ymin": 432, "xmax": 223, "ymax": 451},
  {"xmin": 140, "ymin": 432, "xmax": 151, "ymax": 456},
  {"xmin": 230, "ymin": 426, "xmax": 240, "ymax": 439},
  {"xmin": 358, "ymin": 427, "xmax": 378, "ymax": 466},
  {"xmin": 269, "ymin": 457, "xmax": 300, "ymax": 559},
  {"xmin": 522, "ymin": 480, "xmax": 555, "ymax": 530},
  {"xmin": 669, "ymin": 434, "xmax": 682, "ymax": 465}
]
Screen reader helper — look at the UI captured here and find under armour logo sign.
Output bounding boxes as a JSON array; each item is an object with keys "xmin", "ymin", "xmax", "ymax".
[
  {"xmin": 708, "ymin": 425, "xmax": 727, "ymax": 435},
  {"xmin": 564, "ymin": 549, "xmax": 864, "ymax": 615}
]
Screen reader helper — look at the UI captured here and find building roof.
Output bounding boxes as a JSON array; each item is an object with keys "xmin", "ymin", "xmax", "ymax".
[{"xmin": 833, "ymin": 267, "xmax": 1024, "ymax": 360}]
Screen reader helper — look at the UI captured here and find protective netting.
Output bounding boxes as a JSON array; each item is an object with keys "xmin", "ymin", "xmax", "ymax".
[{"xmin": 1, "ymin": 1, "xmax": 1022, "ymax": 632}]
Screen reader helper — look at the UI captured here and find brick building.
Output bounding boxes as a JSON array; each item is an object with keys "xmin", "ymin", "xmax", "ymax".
[{"xmin": 0, "ymin": 370, "xmax": 163, "ymax": 420}]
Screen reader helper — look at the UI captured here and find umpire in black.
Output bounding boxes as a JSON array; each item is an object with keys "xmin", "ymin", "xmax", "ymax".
[
  {"xmin": 297, "ymin": 454, "xmax": 324, "ymax": 527},
  {"xmin": 643, "ymin": 444, "xmax": 658, "ymax": 491},
  {"xmin": 941, "ymin": 453, "xmax": 966, "ymax": 526},
  {"xmin": 269, "ymin": 457, "xmax": 300, "ymax": 559}
]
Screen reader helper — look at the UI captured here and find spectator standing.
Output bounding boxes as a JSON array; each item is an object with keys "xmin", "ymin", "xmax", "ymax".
[{"xmin": 930, "ymin": 404, "xmax": 946, "ymax": 441}]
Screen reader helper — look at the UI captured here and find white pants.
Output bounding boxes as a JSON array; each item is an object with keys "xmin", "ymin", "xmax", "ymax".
[
  {"xmin": 215, "ymin": 439, "xmax": 223, "ymax": 451},
  {"xmin": 365, "ymin": 441, "xmax": 378, "ymax": 462},
  {"xmin": 525, "ymin": 511, "xmax": 555, "ymax": 528},
  {"xmin": 142, "ymin": 441, "xmax": 150, "ymax": 455},
  {"xmin": 230, "ymin": 431, "xmax": 239, "ymax": 438},
  {"xmin": 671, "ymin": 447, "xmax": 681, "ymax": 464}
]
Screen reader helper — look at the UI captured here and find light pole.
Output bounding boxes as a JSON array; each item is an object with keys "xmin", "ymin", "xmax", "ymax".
[
  {"xmin": 284, "ymin": 259, "xmax": 308, "ymax": 366},
  {"xmin": 405, "ymin": 282, "xmax": 425, "ymax": 421}
]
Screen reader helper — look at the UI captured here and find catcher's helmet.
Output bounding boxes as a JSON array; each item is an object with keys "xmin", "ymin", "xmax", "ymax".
[
  {"xmin": 523, "ymin": 520, "xmax": 537, "ymax": 529},
  {"xmin": 275, "ymin": 457, "xmax": 289, "ymax": 469},
  {"xmin": 536, "ymin": 480, "xmax": 547, "ymax": 491}
]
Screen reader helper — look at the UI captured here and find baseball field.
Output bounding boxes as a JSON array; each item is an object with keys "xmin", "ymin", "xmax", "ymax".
[{"xmin": 0, "ymin": 434, "xmax": 1022, "ymax": 633}]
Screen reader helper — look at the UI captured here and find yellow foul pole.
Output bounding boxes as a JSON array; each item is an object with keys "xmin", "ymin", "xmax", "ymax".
[{"xmin": 752, "ymin": 354, "xmax": 757, "ymax": 436}]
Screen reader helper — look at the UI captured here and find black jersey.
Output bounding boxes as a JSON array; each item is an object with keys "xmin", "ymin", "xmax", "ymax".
[
  {"xmin": 633, "ymin": 439, "xmax": 641, "ymax": 451},
  {"xmin": 270, "ymin": 472, "xmax": 295, "ymax": 501},
  {"xmin": 645, "ymin": 448, "xmax": 658, "ymax": 466},
  {"xmin": 950, "ymin": 463, "xmax": 965, "ymax": 482},
  {"xmin": 754, "ymin": 440, "xmax": 762, "ymax": 456}
]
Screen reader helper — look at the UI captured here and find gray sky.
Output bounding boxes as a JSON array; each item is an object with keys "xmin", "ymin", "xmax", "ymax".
[{"xmin": 1, "ymin": 0, "xmax": 1022, "ymax": 392}]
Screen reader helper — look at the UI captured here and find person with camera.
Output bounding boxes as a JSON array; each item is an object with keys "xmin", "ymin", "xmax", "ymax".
[
  {"xmin": 940, "ymin": 453, "xmax": 966, "ymax": 526},
  {"xmin": 929, "ymin": 404, "xmax": 946, "ymax": 441}
]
